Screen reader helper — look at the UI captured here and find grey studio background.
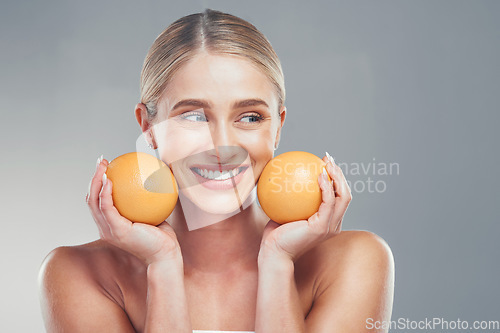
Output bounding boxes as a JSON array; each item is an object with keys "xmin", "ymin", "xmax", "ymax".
[{"xmin": 1, "ymin": 0, "xmax": 499, "ymax": 332}]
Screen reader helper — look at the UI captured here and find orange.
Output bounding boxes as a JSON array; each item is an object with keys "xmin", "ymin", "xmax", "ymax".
[
  {"xmin": 257, "ymin": 151, "xmax": 330, "ymax": 224},
  {"xmin": 105, "ymin": 152, "xmax": 178, "ymax": 225}
]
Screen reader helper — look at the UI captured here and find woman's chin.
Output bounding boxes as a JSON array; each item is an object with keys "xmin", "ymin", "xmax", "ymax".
[
  {"xmin": 184, "ymin": 184, "xmax": 256, "ymax": 213},
  {"xmin": 177, "ymin": 185, "xmax": 257, "ymax": 229}
]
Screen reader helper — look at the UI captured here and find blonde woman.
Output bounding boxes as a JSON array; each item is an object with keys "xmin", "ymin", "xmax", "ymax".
[{"xmin": 39, "ymin": 9, "xmax": 394, "ymax": 333}]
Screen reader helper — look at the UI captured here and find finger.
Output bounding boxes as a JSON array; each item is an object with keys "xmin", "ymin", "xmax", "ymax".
[
  {"xmin": 333, "ymin": 218, "xmax": 343, "ymax": 235},
  {"xmin": 323, "ymin": 154, "xmax": 351, "ymax": 234},
  {"xmin": 325, "ymin": 160, "xmax": 340, "ymax": 197},
  {"xmin": 86, "ymin": 156, "xmax": 111, "ymax": 237},
  {"xmin": 307, "ymin": 168, "xmax": 336, "ymax": 237},
  {"xmin": 262, "ymin": 220, "xmax": 281, "ymax": 240},
  {"xmin": 325, "ymin": 162, "xmax": 352, "ymax": 227},
  {"xmin": 325, "ymin": 159, "xmax": 351, "ymax": 202},
  {"xmin": 323, "ymin": 154, "xmax": 348, "ymax": 197},
  {"xmin": 157, "ymin": 220, "xmax": 177, "ymax": 239},
  {"xmin": 99, "ymin": 176, "xmax": 133, "ymax": 242},
  {"xmin": 86, "ymin": 156, "xmax": 104, "ymax": 205},
  {"xmin": 157, "ymin": 220, "xmax": 173, "ymax": 231}
]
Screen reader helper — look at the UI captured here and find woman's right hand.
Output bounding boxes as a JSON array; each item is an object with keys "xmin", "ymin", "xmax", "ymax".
[{"xmin": 86, "ymin": 155, "xmax": 182, "ymax": 265}]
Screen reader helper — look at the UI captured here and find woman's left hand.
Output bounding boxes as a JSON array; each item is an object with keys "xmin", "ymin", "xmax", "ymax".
[{"xmin": 259, "ymin": 153, "xmax": 352, "ymax": 262}]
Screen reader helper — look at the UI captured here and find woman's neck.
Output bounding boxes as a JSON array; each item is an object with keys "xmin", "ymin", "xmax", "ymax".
[{"xmin": 169, "ymin": 192, "xmax": 268, "ymax": 275}]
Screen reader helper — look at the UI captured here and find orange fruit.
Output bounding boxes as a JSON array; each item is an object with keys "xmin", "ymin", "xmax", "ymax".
[
  {"xmin": 257, "ymin": 151, "xmax": 330, "ymax": 224},
  {"xmin": 105, "ymin": 152, "xmax": 178, "ymax": 225}
]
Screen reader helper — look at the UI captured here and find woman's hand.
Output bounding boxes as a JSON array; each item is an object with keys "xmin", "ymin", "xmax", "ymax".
[
  {"xmin": 259, "ymin": 153, "xmax": 352, "ymax": 262},
  {"xmin": 86, "ymin": 155, "xmax": 182, "ymax": 265}
]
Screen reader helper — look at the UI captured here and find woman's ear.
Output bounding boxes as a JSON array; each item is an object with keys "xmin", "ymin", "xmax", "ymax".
[
  {"xmin": 274, "ymin": 106, "xmax": 287, "ymax": 150},
  {"xmin": 135, "ymin": 103, "xmax": 156, "ymax": 148}
]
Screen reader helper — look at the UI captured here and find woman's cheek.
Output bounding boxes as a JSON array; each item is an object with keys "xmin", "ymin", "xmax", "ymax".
[
  {"xmin": 239, "ymin": 129, "xmax": 275, "ymax": 172},
  {"xmin": 242, "ymin": 128, "xmax": 274, "ymax": 152},
  {"xmin": 157, "ymin": 125, "xmax": 212, "ymax": 165}
]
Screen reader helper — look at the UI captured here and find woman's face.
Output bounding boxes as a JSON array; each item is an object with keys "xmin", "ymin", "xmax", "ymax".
[{"xmin": 148, "ymin": 53, "xmax": 285, "ymax": 217}]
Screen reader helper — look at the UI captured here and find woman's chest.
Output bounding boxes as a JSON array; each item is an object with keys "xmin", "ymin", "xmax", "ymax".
[
  {"xmin": 120, "ymin": 268, "xmax": 314, "ymax": 332},
  {"xmin": 186, "ymin": 272, "xmax": 259, "ymax": 331}
]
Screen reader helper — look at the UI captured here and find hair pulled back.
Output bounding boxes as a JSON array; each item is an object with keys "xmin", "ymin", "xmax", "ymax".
[{"xmin": 140, "ymin": 9, "xmax": 285, "ymax": 118}]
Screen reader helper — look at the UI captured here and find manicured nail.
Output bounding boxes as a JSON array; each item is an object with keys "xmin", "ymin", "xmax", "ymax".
[
  {"xmin": 102, "ymin": 173, "xmax": 107, "ymax": 186},
  {"xmin": 325, "ymin": 151, "xmax": 335, "ymax": 165},
  {"xmin": 96, "ymin": 155, "xmax": 104, "ymax": 170},
  {"xmin": 322, "ymin": 167, "xmax": 328, "ymax": 179}
]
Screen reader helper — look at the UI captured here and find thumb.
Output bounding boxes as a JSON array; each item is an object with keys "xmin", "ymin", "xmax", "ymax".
[{"xmin": 262, "ymin": 220, "xmax": 280, "ymax": 240}]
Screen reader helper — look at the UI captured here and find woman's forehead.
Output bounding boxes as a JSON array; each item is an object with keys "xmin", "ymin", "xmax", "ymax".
[{"xmin": 159, "ymin": 53, "xmax": 278, "ymax": 111}]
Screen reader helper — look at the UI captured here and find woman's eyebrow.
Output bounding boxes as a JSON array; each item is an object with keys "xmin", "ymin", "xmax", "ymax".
[
  {"xmin": 232, "ymin": 98, "xmax": 269, "ymax": 109},
  {"xmin": 171, "ymin": 99, "xmax": 210, "ymax": 111},
  {"xmin": 170, "ymin": 98, "xmax": 269, "ymax": 112}
]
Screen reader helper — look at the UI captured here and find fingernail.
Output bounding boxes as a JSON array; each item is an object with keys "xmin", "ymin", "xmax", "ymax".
[
  {"xmin": 326, "ymin": 151, "xmax": 335, "ymax": 165},
  {"xmin": 102, "ymin": 173, "xmax": 107, "ymax": 186},
  {"xmin": 96, "ymin": 154, "xmax": 104, "ymax": 170},
  {"xmin": 322, "ymin": 167, "xmax": 328, "ymax": 179}
]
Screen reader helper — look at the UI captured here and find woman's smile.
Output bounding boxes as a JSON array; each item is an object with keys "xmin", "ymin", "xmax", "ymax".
[
  {"xmin": 190, "ymin": 164, "xmax": 250, "ymax": 190},
  {"xmin": 149, "ymin": 53, "xmax": 285, "ymax": 215},
  {"xmin": 191, "ymin": 165, "xmax": 246, "ymax": 181}
]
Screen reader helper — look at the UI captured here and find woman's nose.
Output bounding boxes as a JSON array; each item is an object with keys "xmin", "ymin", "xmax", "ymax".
[{"xmin": 208, "ymin": 122, "xmax": 240, "ymax": 162}]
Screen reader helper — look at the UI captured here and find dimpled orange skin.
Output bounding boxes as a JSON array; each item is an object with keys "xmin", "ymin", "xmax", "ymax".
[
  {"xmin": 105, "ymin": 152, "xmax": 178, "ymax": 226},
  {"xmin": 257, "ymin": 151, "xmax": 330, "ymax": 224}
]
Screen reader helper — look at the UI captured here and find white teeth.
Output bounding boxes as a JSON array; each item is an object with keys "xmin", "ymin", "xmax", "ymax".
[{"xmin": 193, "ymin": 167, "xmax": 243, "ymax": 180}]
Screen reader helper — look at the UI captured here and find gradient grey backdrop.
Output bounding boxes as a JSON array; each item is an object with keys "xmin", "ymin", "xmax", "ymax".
[{"xmin": 1, "ymin": 0, "xmax": 498, "ymax": 331}]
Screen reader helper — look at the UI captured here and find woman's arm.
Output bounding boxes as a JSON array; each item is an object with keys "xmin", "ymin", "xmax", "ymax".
[
  {"xmin": 144, "ymin": 259, "xmax": 191, "ymax": 332},
  {"xmin": 97, "ymin": 157, "xmax": 192, "ymax": 332},
  {"xmin": 255, "ymin": 154, "xmax": 394, "ymax": 332},
  {"xmin": 39, "ymin": 247, "xmax": 192, "ymax": 333},
  {"xmin": 254, "ymin": 231, "xmax": 394, "ymax": 333},
  {"xmin": 255, "ymin": 252, "xmax": 305, "ymax": 333},
  {"xmin": 39, "ymin": 156, "xmax": 192, "ymax": 332}
]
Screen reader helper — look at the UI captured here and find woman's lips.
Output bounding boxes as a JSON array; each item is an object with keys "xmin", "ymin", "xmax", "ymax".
[{"xmin": 190, "ymin": 165, "xmax": 250, "ymax": 190}]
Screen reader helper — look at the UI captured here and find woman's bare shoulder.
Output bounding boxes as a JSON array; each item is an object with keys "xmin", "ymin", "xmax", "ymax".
[
  {"xmin": 295, "ymin": 230, "xmax": 394, "ymax": 329},
  {"xmin": 295, "ymin": 230, "xmax": 394, "ymax": 292},
  {"xmin": 41, "ymin": 241, "xmax": 118, "ymax": 273},
  {"xmin": 312, "ymin": 230, "xmax": 392, "ymax": 261},
  {"xmin": 42, "ymin": 239, "xmax": 109, "ymax": 261},
  {"xmin": 40, "ymin": 240, "xmax": 144, "ymax": 283},
  {"xmin": 39, "ymin": 240, "xmax": 144, "ymax": 306},
  {"xmin": 39, "ymin": 241, "xmax": 142, "ymax": 331},
  {"xmin": 40, "ymin": 240, "xmax": 98, "ymax": 278}
]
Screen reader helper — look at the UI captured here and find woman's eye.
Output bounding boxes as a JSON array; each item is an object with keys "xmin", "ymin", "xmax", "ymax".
[
  {"xmin": 240, "ymin": 113, "xmax": 264, "ymax": 123},
  {"xmin": 181, "ymin": 111, "xmax": 207, "ymax": 122}
]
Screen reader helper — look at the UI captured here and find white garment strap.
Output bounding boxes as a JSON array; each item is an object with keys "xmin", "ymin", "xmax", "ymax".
[{"xmin": 193, "ymin": 331, "xmax": 255, "ymax": 333}]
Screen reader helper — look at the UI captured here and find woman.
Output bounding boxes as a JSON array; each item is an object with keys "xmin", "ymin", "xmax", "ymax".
[{"xmin": 39, "ymin": 9, "xmax": 394, "ymax": 333}]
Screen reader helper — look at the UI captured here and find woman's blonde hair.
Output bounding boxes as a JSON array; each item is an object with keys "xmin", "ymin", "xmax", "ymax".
[{"xmin": 140, "ymin": 9, "xmax": 285, "ymax": 118}]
